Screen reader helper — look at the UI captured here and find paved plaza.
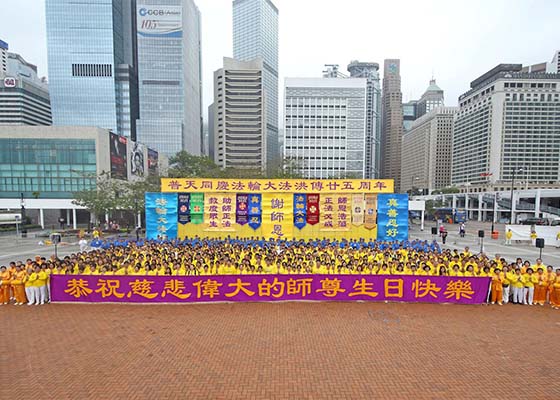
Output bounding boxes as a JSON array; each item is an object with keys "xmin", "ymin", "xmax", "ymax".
[{"xmin": 2, "ymin": 301, "xmax": 559, "ymax": 399}]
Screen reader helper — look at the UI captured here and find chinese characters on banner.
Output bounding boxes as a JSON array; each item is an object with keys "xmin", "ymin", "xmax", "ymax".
[
  {"xmin": 262, "ymin": 193, "xmax": 293, "ymax": 239},
  {"xmin": 248, "ymin": 194, "xmax": 262, "ymax": 230},
  {"xmin": 236, "ymin": 194, "xmax": 249, "ymax": 225},
  {"xmin": 52, "ymin": 275, "xmax": 490, "ymax": 305},
  {"xmin": 145, "ymin": 193, "xmax": 178, "ymax": 240},
  {"xmin": 161, "ymin": 179, "xmax": 394, "ymax": 194},
  {"xmin": 293, "ymin": 194, "xmax": 307, "ymax": 230},
  {"xmin": 306, "ymin": 194, "xmax": 320, "ymax": 225},
  {"xmin": 320, "ymin": 195, "xmax": 351, "ymax": 231},
  {"xmin": 377, "ymin": 194, "xmax": 409, "ymax": 241},
  {"xmin": 204, "ymin": 193, "xmax": 236, "ymax": 231}
]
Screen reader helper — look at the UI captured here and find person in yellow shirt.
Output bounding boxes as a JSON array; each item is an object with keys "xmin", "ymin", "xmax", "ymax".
[
  {"xmin": 0, "ymin": 266, "xmax": 12, "ymax": 305},
  {"xmin": 11, "ymin": 265, "xmax": 27, "ymax": 305},
  {"xmin": 491, "ymin": 268, "xmax": 504, "ymax": 305},
  {"xmin": 463, "ymin": 265, "xmax": 476, "ymax": 277},
  {"xmin": 36, "ymin": 266, "xmax": 48, "ymax": 305},
  {"xmin": 511, "ymin": 268, "xmax": 524, "ymax": 304},
  {"xmin": 533, "ymin": 267, "xmax": 547, "ymax": 306},
  {"xmin": 449, "ymin": 265, "xmax": 463, "ymax": 277},
  {"xmin": 24, "ymin": 266, "xmax": 38, "ymax": 306},
  {"xmin": 550, "ymin": 269, "xmax": 560, "ymax": 309},
  {"xmin": 505, "ymin": 229, "xmax": 513, "ymax": 245},
  {"xmin": 503, "ymin": 265, "xmax": 515, "ymax": 304},
  {"xmin": 522, "ymin": 268, "xmax": 537, "ymax": 305}
]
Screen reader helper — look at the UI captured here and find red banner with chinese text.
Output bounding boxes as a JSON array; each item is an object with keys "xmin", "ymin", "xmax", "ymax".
[{"xmin": 306, "ymin": 194, "xmax": 320, "ymax": 225}]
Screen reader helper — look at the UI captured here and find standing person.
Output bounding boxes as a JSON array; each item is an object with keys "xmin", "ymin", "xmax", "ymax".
[
  {"xmin": 522, "ymin": 268, "xmax": 536, "ymax": 305},
  {"xmin": 24, "ymin": 266, "xmax": 38, "ymax": 306},
  {"xmin": 79, "ymin": 238, "xmax": 88, "ymax": 252},
  {"xmin": 491, "ymin": 268, "xmax": 504, "ymax": 305},
  {"xmin": 459, "ymin": 223, "xmax": 466, "ymax": 238},
  {"xmin": 551, "ymin": 269, "xmax": 560, "ymax": 309},
  {"xmin": 502, "ymin": 265, "xmax": 513, "ymax": 304},
  {"xmin": 0, "ymin": 266, "xmax": 11, "ymax": 304},
  {"xmin": 530, "ymin": 230, "xmax": 537, "ymax": 246},
  {"xmin": 441, "ymin": 229, "xmax": 448, "ymax": 245},
  {"xmin": 511, "ymin": 268, "xmax": 524, "ymax": 304},
  {"xmin": 534, "ymin": 267, "xmax": 547, "ymax": 306},
  {"xmin": 11, "ymin": 265, "xmax": 27, "ymax": 305},
  {"xmin": 34, "ymin": 265, "xmax": 48, "ymax": 305},
  {"xmin": 505, "ymin": 229, "xmax": 513, "ymax": 245}
]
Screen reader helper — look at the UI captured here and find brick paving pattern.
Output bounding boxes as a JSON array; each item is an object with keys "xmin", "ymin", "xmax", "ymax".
[{"xmin": 2, "ymin": 302, "xmax": 559, "ymax": 399}]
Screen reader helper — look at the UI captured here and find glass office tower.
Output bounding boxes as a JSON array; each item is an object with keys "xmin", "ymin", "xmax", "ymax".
[
  {"xmin": 233, "ymin": 0, "xmax": 279, "ymax": 168},
  {"xmin": 45, "ymin": 0, "xmax": 138, "ymax": 139},
  {"xmin": 136, "ymin": 0, "xmax": 202, "ymax": 156}
]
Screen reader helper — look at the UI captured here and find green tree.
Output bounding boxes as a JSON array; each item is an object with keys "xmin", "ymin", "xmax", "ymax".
[
  {"xmin": 168, "ymin": 151, "xmax": 223, "ymax": 178},
  {"xmin": 72, "ymin": 172, "xmax": 127, "ymax": 223}
]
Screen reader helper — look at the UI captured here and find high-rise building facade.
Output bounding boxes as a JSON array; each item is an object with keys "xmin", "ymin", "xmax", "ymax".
[
  {"xmin": 452, "ymin": 64, "xmax": 560, "ymax": 186},
  {"xmin": 0, "ymin": 43, "xmax": 51, "ymax": 126},
  {"xmin": 136, "ymin": 0, "xmax": 202, "ymax": 156},
  {"xmin": 416, "ymin": 79, "xmax": 444, "ymax": 118},
  {"xmin": 46, "ymin": 0, "xmax": 139, "ymax": 139},
  {"xmin": 401, "ymin": 106, "xmax": 456, "ymax": 194},
  {"xmin": 402, "ymin": 100, "xmax": 417, "ymax": 132},
  {"xmin": 347, "ymin": 61, "xmax": 381, "ymax": 178},
  {"xmin": 233, "ymin": 0, "xmax": 279, "ymax": 168},
  {"xmin": 213, "ymin": 57, "xmax": 266, "ymax": 171},
  {"xmin": 381, "ymin": 59, "xmax": 404, "ymax": 191},
  {"xmin": 0, "ymin": 39, "xmax": 7, "ymax": 75},
  {"xmin": 284, "ymin": 77, "xmax": 367, "ymax": 179}
]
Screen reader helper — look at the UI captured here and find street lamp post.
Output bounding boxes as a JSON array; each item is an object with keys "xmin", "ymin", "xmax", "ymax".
[{"xmin": 509, "ymin": 167, "xmax": 523, "ymax": 225}]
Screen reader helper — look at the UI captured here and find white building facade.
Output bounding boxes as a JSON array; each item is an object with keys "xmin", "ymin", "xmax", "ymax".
[
  {"xmin": 401, "ymin": 106, "xmax": 456, "ymax": 194},
  {"xmin": 452, "ymin": 64, "xmax": 560, "ymax": 186},
  {"xmin": 284, "ymin": 77, "xmax": 367, "ymax": 179},
  {"xmin": 0, "ymin": 46, "xmax": 51, "ymax": 126},
  {"xmin": 213, "ymin": 57, "xmax": 266, "ymax": 171}
]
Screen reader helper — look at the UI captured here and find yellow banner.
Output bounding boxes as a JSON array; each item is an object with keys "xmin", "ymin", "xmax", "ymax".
[
  {"xmin": 162, "ymin": 178, "xmax": 394, "ymax": 194},
  {"xmin": 319, "ymin": 194, "xmax": 350, "ymax": 231},
  {"xmin": 203, "ymin": 193, "xmax": 236, "ymax": 231},
  {"xmin": 352, "ymin": 194, "xmax": 364, "ymax": 226},
  {"xmin": 261, "ymin": 193, "xmax": 293, "ymax": 239}
]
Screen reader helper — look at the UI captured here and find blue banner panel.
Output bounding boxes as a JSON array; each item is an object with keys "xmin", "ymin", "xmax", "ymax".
[
  {"xmin": 146, "ymin": 192, "xmax": 178, "ymax": 240},
  {"xmin": 377, "ymin": 194, "xmax": 409, "ymax": 241},
  {"xmin": 247, "ymin": 193, "xmax": 262, "ymax": 230},
  {"xmin": 293, "ymin": 193, "xmax": 307, "ymax": 230}
]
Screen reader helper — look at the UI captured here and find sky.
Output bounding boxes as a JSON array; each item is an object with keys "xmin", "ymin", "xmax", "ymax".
[{"xmin": 2, "ymin": 0, "xmax": 559, "ymax": 124}]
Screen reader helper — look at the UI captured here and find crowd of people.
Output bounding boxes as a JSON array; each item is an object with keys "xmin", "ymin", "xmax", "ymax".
[{"xmin": 1, "ymin": 237, "xmax": 559, "ymax": 308}]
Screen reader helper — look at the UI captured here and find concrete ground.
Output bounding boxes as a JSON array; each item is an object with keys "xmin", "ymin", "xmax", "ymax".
[
  {"xmin": 410, "ymin": 221, "xmax": 560, "ymax": 265},
  {"xmin": 2, "ymin": 302, "xmax": 559, "ymax": 399}
]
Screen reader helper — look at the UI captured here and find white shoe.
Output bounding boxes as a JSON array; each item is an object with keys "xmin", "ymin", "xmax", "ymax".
[
  {"xmin": 40, "ymin": 302, "xmax": 45, "ymax": 305},
  {"xmin": 27, "ymin": 303, "xmax": 35, "ymax": 306},
  {"xmin": 491, "ymin": 302, "xmax": 495, "ymax": 305}
]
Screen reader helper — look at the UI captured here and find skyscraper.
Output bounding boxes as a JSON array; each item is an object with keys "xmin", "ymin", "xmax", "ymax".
[
  {"xmin": 0, "ymin": 47, "xmax": 51, "ymax": 126},
  {"xmin": 0, "ymin": 39, "xmax": 7, "ymax": 75},
  {"xmin": 284, "ymin": 77, "xmax": 368, "ymax": 179},
  {"xmin": 416, "ymin": 78, "xmax": 444, "ymax": 118},
  {"xmin": 402, "ymin": 100, "xmax": 417, "ymax": 132},
  {"xmin": 381, "ymin": 59, "xmax": 404, "ymax": 191},
  {"xmin": 136, "ymin": 0, "xmax": 202, "ymax": 156},
  {"xmin": 452, "ymin": 64, "xmax": 560, "ymax": 185},
  {"xmin": 233, "ymin": 0, "xmax": 279, "ymax": 169},
  {"xmin": 213, "ymin": 57, "xmax": 266, "ymax": 171},
  {"xmin": 347, "ymin": 61, "xmax": 381, "ymax": 178},
  {"xmin": 401, "ymin": 106, "xmax": 456, "ymax": 194},
  {"xmin": 45, "ymin": 0, "xmax": 139, "ymax": 139}
]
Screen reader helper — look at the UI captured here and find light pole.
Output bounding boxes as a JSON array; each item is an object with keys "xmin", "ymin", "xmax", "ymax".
[{"xmin": 509, "ymin": 167, "xmax": 524, "ymax": 225}]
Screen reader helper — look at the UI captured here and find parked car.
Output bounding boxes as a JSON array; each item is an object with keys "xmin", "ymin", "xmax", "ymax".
[
  {"xmin": 520, "ymin": 217, "xmax": 548, "ymax": 225},
  {"xmin": 551, "ymin": 219, "xmax": 560, "ymax": 226}
]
